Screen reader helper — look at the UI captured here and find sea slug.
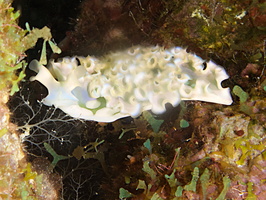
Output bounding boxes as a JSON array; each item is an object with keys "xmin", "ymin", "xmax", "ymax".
[{"xmin": 29, "ymin": 46, "xmax": 232, "ymax": 122}]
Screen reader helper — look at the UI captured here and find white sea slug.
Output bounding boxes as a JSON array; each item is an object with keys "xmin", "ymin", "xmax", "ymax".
[{"xmin": 29, "ymin": 46, "xmax": 232, "ymax": 122}]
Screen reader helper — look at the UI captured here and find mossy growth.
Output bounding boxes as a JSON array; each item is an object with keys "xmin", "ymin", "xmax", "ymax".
[
  {"xmin": 0, "ymin": 0, "xmax": 27, "ymax": 95},
  {"xmin": 0, "ymin": 0, "xmax": 60, "ymax": 96},
  {"xmin": 155, "ymin": 0, "xmax": 265, "ymax": 66},
  {"xmin": 118, "ymin": 146, "xmax": 232, "ymax": 199},
  {"xmin": 0, "ymin": 1, "xmax": 62, "ymax": 199}
]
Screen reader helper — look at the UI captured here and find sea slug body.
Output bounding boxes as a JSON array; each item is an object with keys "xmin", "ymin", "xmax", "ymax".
[{"xmin": 29, "ymin": 46, "xmax": 232, "ymax": 122}]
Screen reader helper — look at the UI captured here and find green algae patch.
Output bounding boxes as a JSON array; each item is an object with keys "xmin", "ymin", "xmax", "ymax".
[
  {"xmin": 233, "ymin": 85, "xmax": 249, "ymax": 103},
  {"xmin": 0, "ymin": 0, "xmax": 60, "ymax": 96}
]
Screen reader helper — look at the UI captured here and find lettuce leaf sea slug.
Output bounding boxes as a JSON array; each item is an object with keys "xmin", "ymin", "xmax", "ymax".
[{"xmin": 29, "ymin": 46, "xmax": 232, "ymax": 122}]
